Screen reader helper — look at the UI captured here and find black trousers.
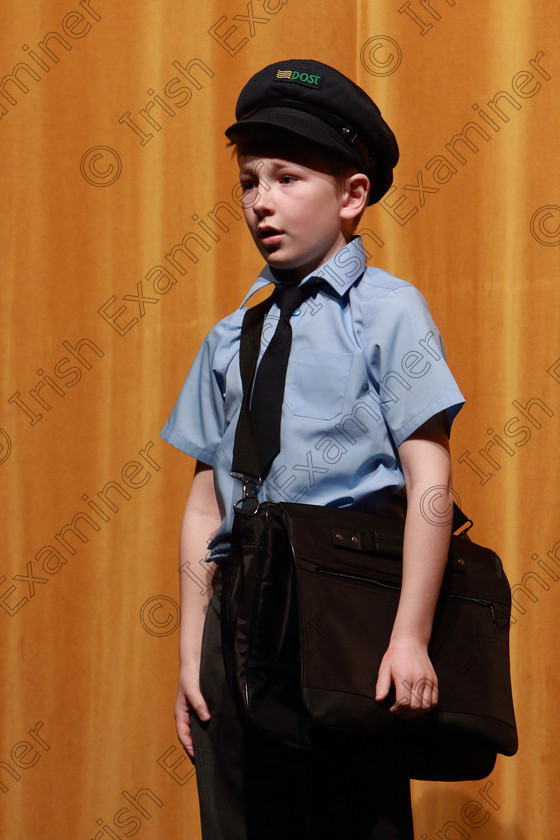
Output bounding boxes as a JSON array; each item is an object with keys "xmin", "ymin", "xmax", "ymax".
[{"xmin": 191, "ymin": 585, "xmax": 414, "ymax": 840}]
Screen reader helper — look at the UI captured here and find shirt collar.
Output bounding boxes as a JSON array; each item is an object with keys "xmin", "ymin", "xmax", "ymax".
[{"xmin": 240, "ymin": 236, "xmax": 367, "ymax": 307}]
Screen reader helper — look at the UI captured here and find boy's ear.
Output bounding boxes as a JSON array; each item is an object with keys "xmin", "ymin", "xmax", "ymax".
[{"xmin": 340, "ymin": 173, "xmax": 370, "ymax": 221}]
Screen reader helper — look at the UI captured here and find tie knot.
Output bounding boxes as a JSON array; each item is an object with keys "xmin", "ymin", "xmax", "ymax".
[{"xmin": 276, "ymin": 282, "xmax": 319, "ymax": 319}]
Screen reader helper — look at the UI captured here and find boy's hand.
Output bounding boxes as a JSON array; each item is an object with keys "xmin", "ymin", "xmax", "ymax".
[
  {"xmin": 175, "ymin": 664, "xmax": 211, "ymax": 762},
  {"xmin": 375, "ymin": 638, "xmax": 438, "ymax": 717}
]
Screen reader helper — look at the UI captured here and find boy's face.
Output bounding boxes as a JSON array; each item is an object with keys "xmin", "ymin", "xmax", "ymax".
[{"xmin": 238, "ymin": 149, "xmax": 350, "ymax": 282}]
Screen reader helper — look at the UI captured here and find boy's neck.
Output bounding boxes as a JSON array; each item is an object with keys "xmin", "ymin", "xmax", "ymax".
[
  {"xmin": 269, "ymin": 234, "xmax": 354, "ymax": 286},
  {"xmin": 269, "ymin": 267, "xmax": 305, "ymax": 286}
]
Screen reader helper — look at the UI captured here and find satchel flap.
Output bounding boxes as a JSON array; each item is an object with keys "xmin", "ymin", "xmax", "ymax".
[
  {"xmin": 283, "ymin": 502, "xmax": 510, "ymax": 607},
  {"xmin": 330, "ymin": 525, "xmax": 468, "ymax": 576}
]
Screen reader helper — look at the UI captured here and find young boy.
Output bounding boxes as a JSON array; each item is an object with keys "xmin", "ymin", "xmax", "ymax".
[{"xmin": 162, "ymin": 59, "xmax": 465, "ymax": 840}]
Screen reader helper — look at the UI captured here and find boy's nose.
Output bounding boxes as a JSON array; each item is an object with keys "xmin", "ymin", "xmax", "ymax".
[
  {"xmin": 253, "ymin": 204, "xmax": 272, "ymax": 219},
  {"xmin": 252, "ymin": 187, "xmax": 275, "ymax": 217}
]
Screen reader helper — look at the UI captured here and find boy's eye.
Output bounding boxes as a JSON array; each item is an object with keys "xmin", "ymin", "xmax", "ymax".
[
  {"xmin": 280, "ymin": 175, "xmax": 296, "ymax": 184},
  {"xmin": 240, "ymin": 180, "xmax": 256, "ymax": 192}
]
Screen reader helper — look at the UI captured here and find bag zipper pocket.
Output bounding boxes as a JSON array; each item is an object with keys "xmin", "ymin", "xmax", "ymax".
[{"xmin": 313, "ymin": 564, "xmax": 508, "ymax": 628}]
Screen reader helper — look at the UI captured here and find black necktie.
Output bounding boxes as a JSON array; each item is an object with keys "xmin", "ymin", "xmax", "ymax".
[{"xmin": 250, "ymin": 282, "xmax": 320, "ymax": 478}]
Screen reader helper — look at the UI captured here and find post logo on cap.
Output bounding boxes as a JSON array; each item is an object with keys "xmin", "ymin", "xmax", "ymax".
[{"xmin": 275, "ymin": 68, "xmax": 322, "ymax": 88}]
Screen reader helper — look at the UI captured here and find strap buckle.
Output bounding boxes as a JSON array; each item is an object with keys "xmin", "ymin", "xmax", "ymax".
[
  {"xmin": 454, "ymin": 518, "xmax": 473, "ymax": 537},
  {"xmin": 231, "ymin": 471, "xmax": 261, "ymax": 514}
]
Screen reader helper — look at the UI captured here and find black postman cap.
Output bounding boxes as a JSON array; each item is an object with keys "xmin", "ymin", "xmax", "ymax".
[{"xmin": 225, "ymin": 59, "xmax": 399, "ymax": 205}]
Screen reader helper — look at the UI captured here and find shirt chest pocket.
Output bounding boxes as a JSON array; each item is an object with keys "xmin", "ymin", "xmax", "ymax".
[{"xmin": 284, "ymin": 351, "xmax": 354, "ymax": 421}]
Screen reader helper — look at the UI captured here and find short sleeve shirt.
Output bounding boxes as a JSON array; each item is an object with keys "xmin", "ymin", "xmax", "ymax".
[{"xmin": 161, "ymin": 237, "xmax": 465, "ymax": 560}]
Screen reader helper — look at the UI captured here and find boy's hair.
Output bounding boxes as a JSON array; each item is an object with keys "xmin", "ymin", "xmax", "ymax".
[{"xmin": 231, "ymin": 127, "xmax": 367, "ymax": 229}]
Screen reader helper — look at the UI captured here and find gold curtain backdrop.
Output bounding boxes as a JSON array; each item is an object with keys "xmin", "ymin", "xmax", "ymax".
[{"xmin": 1, "ymin": 1, "xmax": 558, "ymax": 837}]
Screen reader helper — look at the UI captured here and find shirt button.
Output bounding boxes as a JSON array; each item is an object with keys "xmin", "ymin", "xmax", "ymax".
[
  {"xmin": 362, "ymin": 383, "xmax": 369, "ymax": 391},
  {"xmin": 293, "ymin": 309, "xmax": 301, "ymax": 316}
]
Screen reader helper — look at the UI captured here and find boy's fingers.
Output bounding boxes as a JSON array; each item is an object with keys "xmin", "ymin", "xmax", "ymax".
[
  {"xmin": 185, "ymin": 686, "xmax": 211, "ymax": 722},
  {"xmin": 424, "ymin": 678, "xmax": 438, "ymax": 710},
  {"xmin": 178, "ymin": 679, "xmax": 211, "ymax": 722},
  {"xmin": 390, "ymin": 676, "xmax": 438, "ymax": 716},
  {"xmin": 175, "ymin": 717, "xmax": 196, "ymax": 762},
  {"xmin": 180, "ymin": 728, "xmax": 196, "ymax": 762},
  {"xmin": 191, "ymin": 697, "xmax": 211, "ymax": 722},
  {"xmin": 409, "ymin": 676, "xmax": 438, "ymax": 711},
  {"xmin": 375, "ymin": 662, "xmax": 391, "ymax": 701}
]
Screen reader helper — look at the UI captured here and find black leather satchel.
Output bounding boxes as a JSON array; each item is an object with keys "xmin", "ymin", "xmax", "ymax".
[{"xmin": 221, "ymin": 297, "xmax": 518, "ymax": 781}]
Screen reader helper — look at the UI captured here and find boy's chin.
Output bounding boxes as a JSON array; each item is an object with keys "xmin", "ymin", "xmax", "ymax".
[{"xmin": 261, "ymin": 247, "xmax": 309, "ymax": 271}]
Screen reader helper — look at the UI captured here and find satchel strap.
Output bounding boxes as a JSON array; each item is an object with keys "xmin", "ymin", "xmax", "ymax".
[{"xmin": 231, "ymin": 295, "xmax": 274, "ymax": 487}]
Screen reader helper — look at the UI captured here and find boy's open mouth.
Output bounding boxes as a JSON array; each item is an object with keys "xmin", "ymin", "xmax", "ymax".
[{"xmin": 257, "ymin": 226, "xmax": 283, "ymax": 240}]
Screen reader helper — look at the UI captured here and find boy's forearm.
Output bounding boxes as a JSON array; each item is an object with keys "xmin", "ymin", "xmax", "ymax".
[
  {"xmin": 177, "ymin": 464, "xmax": 221, "ymax": 666},
  {"xmin": 178, "ymin": 510, "xmax": 217, "ymax": 664},
  {"xmin": 392, "ymin": 414, "xmax": 453, "ymax": 648},
  {"xmin": 389, "ymin": 483, "xmax": 452, "ymax": 647}
]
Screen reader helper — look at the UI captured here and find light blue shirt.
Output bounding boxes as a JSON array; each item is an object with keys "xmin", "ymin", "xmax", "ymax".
[{"xmin": 161, "ymin": 237, "xmax": 465, "ymax": 560}]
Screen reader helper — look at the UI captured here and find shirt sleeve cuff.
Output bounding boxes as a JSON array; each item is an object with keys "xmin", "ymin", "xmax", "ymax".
[
  {"xmin": 160, "ymin": 424, "xmax": 216, "ymax": 466},
  {"xmin": 391, "ymin": 393, "xmax": 465, "ymax": 447}
]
